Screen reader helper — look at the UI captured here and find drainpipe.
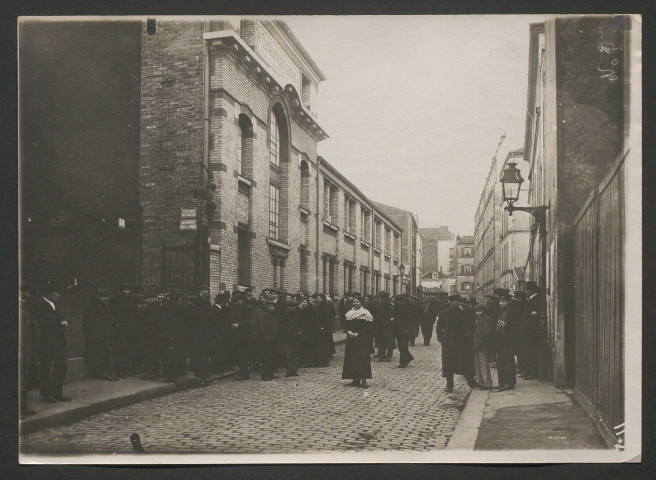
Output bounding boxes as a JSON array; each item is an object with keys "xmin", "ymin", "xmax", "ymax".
[
  {"xmin": 201, "ymin": 20, "xmax": 211, "ymax": 289},
  {"xmin": 316, "ymin": 157, "xmax": 321, "ymax": 293}
]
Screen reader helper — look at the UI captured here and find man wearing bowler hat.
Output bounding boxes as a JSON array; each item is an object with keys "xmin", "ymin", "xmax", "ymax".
[{"xmin": 32, "ymin": 283, "xmax": 71, "ymax": 403}]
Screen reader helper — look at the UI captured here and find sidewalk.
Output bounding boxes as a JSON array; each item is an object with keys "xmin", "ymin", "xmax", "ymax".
[
  {"xmin": 21, "ymin": 331, "xmax": 347, "ymax": 435},
  {"xmin": 447, "ymin": 367, "xmax": 608, "ymax": 450}
]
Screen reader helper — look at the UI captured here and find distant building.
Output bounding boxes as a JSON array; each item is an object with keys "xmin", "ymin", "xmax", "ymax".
[
  {"xmin": 373, "ymin": 202, "xmax": 422, "ymax": 296},
  {"xmin": 455, "ymin": 235, "xmax": 475, "ymax": 298},
  {"xmin": 419, "ymin": 226, "xmax": 456, "ymax": 276}
]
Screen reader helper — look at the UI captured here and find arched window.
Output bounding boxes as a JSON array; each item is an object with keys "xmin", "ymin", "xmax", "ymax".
[
  {"xmin": 238, "ymin": 114, "xmax": 253, "ymax": 178},
  {"xmin": 269, "ymin": 111, "xmax": 280, "ymax": 166},
  {"xmin": 300, "ymin": 159, "xmax": 310, "ymax": 210}
]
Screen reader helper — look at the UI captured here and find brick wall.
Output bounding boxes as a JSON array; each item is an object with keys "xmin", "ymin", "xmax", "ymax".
[
  {"xmin": 140, "ymin": 20, "xmax": 402, "ymax": 298},
  {"xmin": 140, "ymin": 19, "xmax": 205, "ymax": 294}
]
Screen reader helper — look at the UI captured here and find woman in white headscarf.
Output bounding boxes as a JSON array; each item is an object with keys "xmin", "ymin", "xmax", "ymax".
[{"xmin": 341, "ymin": 298, "xmax": 374, "ymax": 389}]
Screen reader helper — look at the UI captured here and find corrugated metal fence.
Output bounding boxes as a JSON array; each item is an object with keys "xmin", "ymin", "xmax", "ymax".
[{"xmin": 572, "ymin": 150, "xmax": 626, "ymax": 448}]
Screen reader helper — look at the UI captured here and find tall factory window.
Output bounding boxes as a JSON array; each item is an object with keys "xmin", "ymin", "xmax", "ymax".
[
  {"xmin": 300, "ymin": 160, "xmax": 310, "ymax": 210},
  {"xmin": 269, "ymin": 111, "xmax": 280, "ymax": 166},
  {"xmin": 300, "ymin": 246, "xmax": 308, "ymax": 292},
  {"xmin": 361, "ymin": 209, "xmax": 371, "ymax": 242},
  {"xmin": 237, "ymin": 227, "xmax": 251, "ymax": 286},
  {"xmin": 269, "ymin": 184, "xmax": 280, "ymax": 239},
  {"xmin": 272, "ymin": 257, "xmax": 285, "ymax": 290},
  {"xmin": 238, "ymin": 114, "xmax": 253, "ymax": 178}
]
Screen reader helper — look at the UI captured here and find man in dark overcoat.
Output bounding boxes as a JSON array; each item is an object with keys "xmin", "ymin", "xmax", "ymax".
[
  {"xmin": 211, "ymin": 291, "xmax": 232, "ymax": 373},
  {"xmin": 436, "ymin": 294, "xmax": 476, "ymax": 392},
  {"xmin": 252, "ymin": 296, "xmax": 279, "ymax": 380},
  {"xmin": 374, "ymin": 291, "xmax": 395, "ymax": 361},
  {"xmin": 316, "ymin": 294, "xmax": 335, "ymax": 359},
  {"xmin": 162, "ymin": 290, "xmax": 189, "ymax": 382},
  {"xmin": 493, "ymin": 290, "xmax": 521, "ymax": 391},
  {"xmin": 518, "ymin": 281, "xmax": 544, "ymax": 380},
  {"xmin": 109, "ymin": 284, "xmax": 138, "ymax": 378},
  {"xmin": 33, "ymin": 284, "xmax": 71, "ymax": 403},
  {"xmin": 393, "ymin": 294, "xmax": 415, "ymax": 368},
  {"xmin": 230, "ymin": 292, "xmax": 253, "ymax": 380},
  {"xmin": 83, "ymin": 288, "xmax": 117, "ymax": 381},
  {"xmin": 279, "ymin": 294, "xmax": 302, "ymax": 377},
  {"xmin": 420, "ymin": 297, "xmax": 439, "ymax": 346},
  {"xmin": 189, "ymin": 286, "xmax": 214, "ymax": 385},
  {"xmin": 141, "ymin": 290, "xmax": 168, "ymax": 380}
]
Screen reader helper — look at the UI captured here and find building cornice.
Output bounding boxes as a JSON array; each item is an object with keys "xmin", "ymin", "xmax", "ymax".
[{"xmin": 204, "ymin": 31, "xmax": 329, "ymax": 141}]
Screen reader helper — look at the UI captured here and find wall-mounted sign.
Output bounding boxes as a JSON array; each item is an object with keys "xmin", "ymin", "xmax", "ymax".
[
  {"xmin": 180, "ymin": 208, "xmax": 197, "ymax": 231},
  {"xmin": 180, "ymin": 218, "xmax": 198, "ymax": 231},
  {"xmin": 180, "ymin": 208, "xmax": 197, "ymax": 219}
]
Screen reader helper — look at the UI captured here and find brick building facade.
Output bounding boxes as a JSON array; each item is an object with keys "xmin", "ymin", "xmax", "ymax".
[{"xmin": 139, "ymin": 18, "xmax": 403, "ymax": 298}]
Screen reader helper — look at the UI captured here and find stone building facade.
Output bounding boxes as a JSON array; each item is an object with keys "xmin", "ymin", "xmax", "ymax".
[
  {"xmin": 139, "ymin": 18, "xmax": 403, "ymax": 298},
  {"xmin": 454, "ymin": 235, "xmax": 475, "ymax": 297},
  {"xmin": 372, "ymin": 202, "xmax": 422, "ymax": 296}
]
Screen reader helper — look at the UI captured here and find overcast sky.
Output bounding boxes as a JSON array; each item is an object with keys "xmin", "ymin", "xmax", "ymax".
[{"xmin": 285, "ymin": 15, "xmax": 544, "ymax": 236}]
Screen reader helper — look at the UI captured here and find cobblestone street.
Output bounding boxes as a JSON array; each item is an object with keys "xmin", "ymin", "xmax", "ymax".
[{"xmin": 20, "ymin": 339, "xmax": 471, "ymax": 455}]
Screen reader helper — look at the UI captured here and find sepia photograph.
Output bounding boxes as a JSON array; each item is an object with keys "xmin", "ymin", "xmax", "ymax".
[{"xmin": 17, "ymin": 14, "xmax": 641, "ymax": 464}]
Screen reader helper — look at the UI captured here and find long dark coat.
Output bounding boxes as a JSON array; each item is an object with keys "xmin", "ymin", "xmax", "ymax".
[
  {"xmin": 374, "ymin": 298, "xmax": 396, "ymax": 350},
  {"xmin": 393, "ymin": 302, "xmax": 415, "ymax": 339},
  {"xmin": 316, "ymin": 301, "xmax": 335, "ymax": 355},
  {"xmin": 109, "ymin": 295, "xmax": 138, "ymax": 356},
  {"xmin": 436, "ymin": 305, "xmax": 474, "ymax": 377},
  {"xmin": 82, "ymin": 300, "xmax": 114, "ymax": 372},
  {"xmin": 519, "ymin": 293, "xmax": 543, "ymax": 356},
  {"xmin": 230, "ymin": 302, "xmax": 253, "ymax": 362},
  {"xmin": 341, "ymin": 309, "xmax": 374, "ymax": 380},
  {"xmin": 189, "ymin": 297, "xmax": 214, "ymax": 355},
  {"xmin": 421, "ymin": 301, "xmax": 439, "ymax": 330}
]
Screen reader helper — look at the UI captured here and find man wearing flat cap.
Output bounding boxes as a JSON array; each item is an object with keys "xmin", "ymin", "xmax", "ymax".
[
  {"xmin": 436, "ymin": 294, "xmax": 476, "ymax": 392},
  {"xmin": 32, "ymin": 283, "xmax": 71, "ymax": 402}
]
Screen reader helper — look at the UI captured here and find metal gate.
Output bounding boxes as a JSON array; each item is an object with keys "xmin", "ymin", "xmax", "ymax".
[{"xmin": 572, "ymin": 151, "xmax": 625, "ymax": 448}]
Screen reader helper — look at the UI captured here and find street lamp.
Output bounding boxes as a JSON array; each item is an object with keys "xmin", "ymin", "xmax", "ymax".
[
  {"xmin": 500, "ymin": 163, "xmax": 549, "ymax": 229},
  {"xmin": 499, "ymin": 162, "xmax": 550, "ymax": 381}
]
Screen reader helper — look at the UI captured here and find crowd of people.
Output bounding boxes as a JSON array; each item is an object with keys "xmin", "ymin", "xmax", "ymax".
[
  {"xmin": 437, "ymin": 280, "xmax": 546, "ymax": 393},
  {"xmin": 18, "ymin": 279, "xmax": 545, "ymax": 418}
]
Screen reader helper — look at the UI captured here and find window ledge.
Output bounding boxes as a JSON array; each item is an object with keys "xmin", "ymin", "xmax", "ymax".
[
  {"xmin": 343, "ymin": 231, "xmax": 356, "ymax": 241},
  {"xmin": 384, "ymin": 253, "xmax": 391, "ymax": 260},
  {"xmin": 237, "ymin": 175, "xmax": 252, "ymax": 187},
  {"xmin": 299, "ymin": 206, "xmax": 310, "ymax": 215},
  {"xmin": 267, "ymin": 238, "xmax": 290, "ymax": 251},
  {"xmin": 322, "ymin": 220, "xmax": 338, "ymax": 232},
  {"xmin": 360, "ymin": 240, "xmax": 370, "ymax": 249},
  {"xmin": 373, "ymin": 247, "xmax": 382, "ymax": 255}
]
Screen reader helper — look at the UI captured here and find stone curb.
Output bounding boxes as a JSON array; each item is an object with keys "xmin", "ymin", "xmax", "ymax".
[
  {"xmin": 21, "ymin": 335, "xmax": 347, "ymax": 435},
  {"xmin": 446, "ymin": 389, "xmax": 488, "ymax": 450},
  {"xmin": 20, "ymin": 371, "xmax": 237, "ymax": 435}
]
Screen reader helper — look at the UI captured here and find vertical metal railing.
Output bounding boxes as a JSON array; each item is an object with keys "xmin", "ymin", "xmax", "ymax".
[{"xmin": 572, "ymin": 152, "xmax": 625, "ymax": 447}]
